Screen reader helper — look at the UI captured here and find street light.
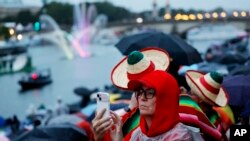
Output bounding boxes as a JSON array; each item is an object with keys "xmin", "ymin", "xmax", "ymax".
[
  {"xmin": 164, "ymin": 13, "xmax": 171, "ymax": 20},
  {"xmin": 136, "ymin": 17, "xmax": 143, "ymax": 23},
  {"xmin": 175, "ymin": 14, "xmax": 182, "ymax": 21},
  {"xmin": 220, "ymin": 12, "xmax": 227, "ymax": 18},
  {"xmin": 241, "ymin": 11, "xmax": 247, "ymax": 17},
  {"xmin": 189, "ymin": 14, "xmax": 196, "ymax": 20},
  {"xmin": 212, "ymin": 12, "xmax": 218, "ymax": 18},
  {"xmin": 17, "ymin": 34, "xmax": 23, "ymax": 40},
  {"xmin": 9, "ymin": 28, "xmax": 15, "ymax": 35},
  {"xmin": 182, "ymin": 15, "xmax": 189, "ymax": 21},
  {"xmin": 205, "ymin": 13, "xmax": 211, "ymax": 19},
  {"xmin": 233, "ymin": 11, "xmax": 239, "ymax": 17},
  {"xmin": 197, "ymin": 13, "xmax": 203, "ymax": 20}
]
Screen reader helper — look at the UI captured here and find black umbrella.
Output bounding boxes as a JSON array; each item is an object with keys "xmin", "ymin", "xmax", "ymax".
[
  {"xmin": 73, "ymin": 87, "xmax": 98, "ymax": 107},
  {"xmin": 229, "ymin": 65, "xmax": 250, "ymax": 75},
  {"xmin": 115, "ymin": 31, "xmax": 202, "ymax": 65},
  {"xmin": 74, "ymin": 87, "xmax": 98, "ymax": 97},
  {"xmin": 197, "ymin": 62, "xmax": 229, "ymax": 76},
  {"xmin": 223, "ymin": 75, "xmax": 250, "ymax": 106},
  {"xmin": 216, "ymin": 53, "xmax": 248, "ymax": 65},
  {"xmin": 15, "ymin": 124, "xmax": 88, "ymax": 141},
  {"xmin": 222, "ymin": 75, "xmax": 250, "ymax": 117}
]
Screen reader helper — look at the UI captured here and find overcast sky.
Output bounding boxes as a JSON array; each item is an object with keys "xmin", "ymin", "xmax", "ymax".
[
  {"xmin": 24, "ymin": 0, "xmax": 250, "ymax": 12},
  {"xmin": 98, "ymin": 0, "xmax": 250, "ymax": 12}
]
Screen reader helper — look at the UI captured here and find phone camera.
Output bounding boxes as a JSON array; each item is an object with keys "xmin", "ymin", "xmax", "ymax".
[
  {"xmin": 99, "ymin": 97, "xmax": 102, "ymax": 101},
  {"xmin": 97, "ymin": 94, "xmax": 99, "ymax": 97}
]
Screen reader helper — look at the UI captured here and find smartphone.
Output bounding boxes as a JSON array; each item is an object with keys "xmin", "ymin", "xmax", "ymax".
[{"xmin": 96, "ymin": 92, "xmax": 110, "ymax": 118}]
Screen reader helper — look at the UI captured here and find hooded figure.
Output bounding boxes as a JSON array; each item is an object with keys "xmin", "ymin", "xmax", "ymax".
[
  {"xmin": 125, "ymin": 70, "xmax": 198, "ymax": 141},
  {"xmin": 185, "ymin": 71, "xmax": 234, "ymax": 140}
]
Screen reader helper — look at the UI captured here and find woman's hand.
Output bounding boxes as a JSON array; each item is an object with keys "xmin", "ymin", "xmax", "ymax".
[
  {"xmin": 180, "ymin": 86, "xmax": 188, "ymax": 94},
  {"xmin": 92, "ymin": 109, "xmax": 113, "ymax": 141},
  {"xmin": 110, "ymin": 111, "xmax": 123, "ymax": 141}
]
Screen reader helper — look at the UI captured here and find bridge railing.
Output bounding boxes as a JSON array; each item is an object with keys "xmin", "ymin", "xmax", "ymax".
[{"xmin": 107, "ymin": 17, "xmax": 250, "ymax": 27}]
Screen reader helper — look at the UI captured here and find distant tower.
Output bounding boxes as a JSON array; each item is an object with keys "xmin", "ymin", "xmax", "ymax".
[
  {"xmin": 164, "ymin": 0, "xmax": 171, "ymax": 20},
  {"xmin": 165, "ymin": 0, "xmax": 171, "ymax": 15},
  {"xmin": 152, "ymin": 0, "xmax": 158, "ymax": 20}
]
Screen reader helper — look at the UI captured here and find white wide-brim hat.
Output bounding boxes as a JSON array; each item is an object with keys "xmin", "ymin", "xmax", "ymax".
[
  {"xmin": 185, "ymin": 70, "xmax": 229, "ymax": 107},
  {"xmin": 111, "ymin": 47, "xmax": 170, "ymax": 90}
]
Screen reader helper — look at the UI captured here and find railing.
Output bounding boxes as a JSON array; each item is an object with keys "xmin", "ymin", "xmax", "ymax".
[{"xmin": 107, "ymin": 17, "xmax": 250, "ymax": 27}]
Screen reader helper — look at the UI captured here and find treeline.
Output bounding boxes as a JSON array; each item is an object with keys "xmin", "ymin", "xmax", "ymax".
[{"xmin": 0, "ymin": 1, "xmax": 226, "ymax": 26}]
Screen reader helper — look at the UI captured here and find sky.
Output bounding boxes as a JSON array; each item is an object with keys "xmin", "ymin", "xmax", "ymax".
[
  {"xmin": 23, "ymin": 0, "xmax": 250, "ymax": 12},
  {"xmin": 98, "ymin": 0, "xmax": 250, "ymax": 12}
]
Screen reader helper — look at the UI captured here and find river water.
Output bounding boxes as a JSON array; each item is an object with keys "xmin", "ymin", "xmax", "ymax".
[{"xmin": 0, "ymin": 44, "xmax": 123, "ymax": 120}]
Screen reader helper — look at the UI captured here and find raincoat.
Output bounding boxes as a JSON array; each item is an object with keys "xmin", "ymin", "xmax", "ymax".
[{"xmin": 125, "ymin": 70, "xmax": 203, "ymax": 141}]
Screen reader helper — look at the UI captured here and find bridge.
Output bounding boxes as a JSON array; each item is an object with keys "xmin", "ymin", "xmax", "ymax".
[{"xmin": 107, "ymin": 18, "xmax": 250, "ymax": 38}]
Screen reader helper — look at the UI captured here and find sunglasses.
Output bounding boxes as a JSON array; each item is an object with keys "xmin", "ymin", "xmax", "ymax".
[{"xmin": 135, "ymin": 88, "xmax": 156, "ymax": 99}]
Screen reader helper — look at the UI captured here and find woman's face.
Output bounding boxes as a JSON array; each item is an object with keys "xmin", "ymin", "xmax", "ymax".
[{"xmin": 135, "ymin": 86, "xmax": 156, "ymax": 116}]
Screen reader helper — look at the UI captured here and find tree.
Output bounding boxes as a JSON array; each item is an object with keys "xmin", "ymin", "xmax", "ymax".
[
  {"xmin": 45, "ymin": 2, "xmax": 73, "ymax": 25},
  {"xmin": 33, "ymin": 1, "xmax": 134, "ymax": 25},
  {"xmin": 171, "ymin": 9, "xmax": 186, "ymax": 16},
  {"xmin": 94, "ymin": 2, "xmax": 133, "ymax": 22},
  {"xmin": 0, "ymin": 16, "xmax": 15, "ymax": 22},
  {"xmin": 212, "ymin": 7, "xmax": 225, "ymax": 13},
  {"xmin": 0, "ymin": 25, "xmax": 11, "ymax": 41},
  {"xmin": 159, "ymin": 8, "xmax": 165, "ymax": 16},
  {"xmin": 16, "ymin": 10, "xmax": 36, "ymax": 26}
]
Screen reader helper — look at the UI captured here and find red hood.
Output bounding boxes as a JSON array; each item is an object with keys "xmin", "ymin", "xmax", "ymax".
[{"xmin": 128, "ymin": 70, "xmax": 180, "ymax": 137}]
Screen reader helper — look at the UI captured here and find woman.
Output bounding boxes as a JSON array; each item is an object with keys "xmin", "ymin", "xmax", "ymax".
[
  {"xmin": 92, "ymin": 47, "xmax": 170, "ymax": 141},
  {"xmin": 111, "ymin": 47, "xmax": 170, "ymax": 136},
  {"xmin": 93, "ymin": 70, "xmax": 203, "ymax": 141}
]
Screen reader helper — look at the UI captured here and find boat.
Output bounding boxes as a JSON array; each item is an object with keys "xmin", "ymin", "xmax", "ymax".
[
  {"xmin": 0, "ymin": 41, "xmax": 27, "ymax": 57},
  {"xmin": 18, "ymin": 69, "xmax": 52, "ymax": 89},
  {"xmin": 0, "ymin": 40, "xmax": 33, "ymax": 75},
  {"xmin": 0, "ymin": 54, "xmax": 33, "ymax": 75}
]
